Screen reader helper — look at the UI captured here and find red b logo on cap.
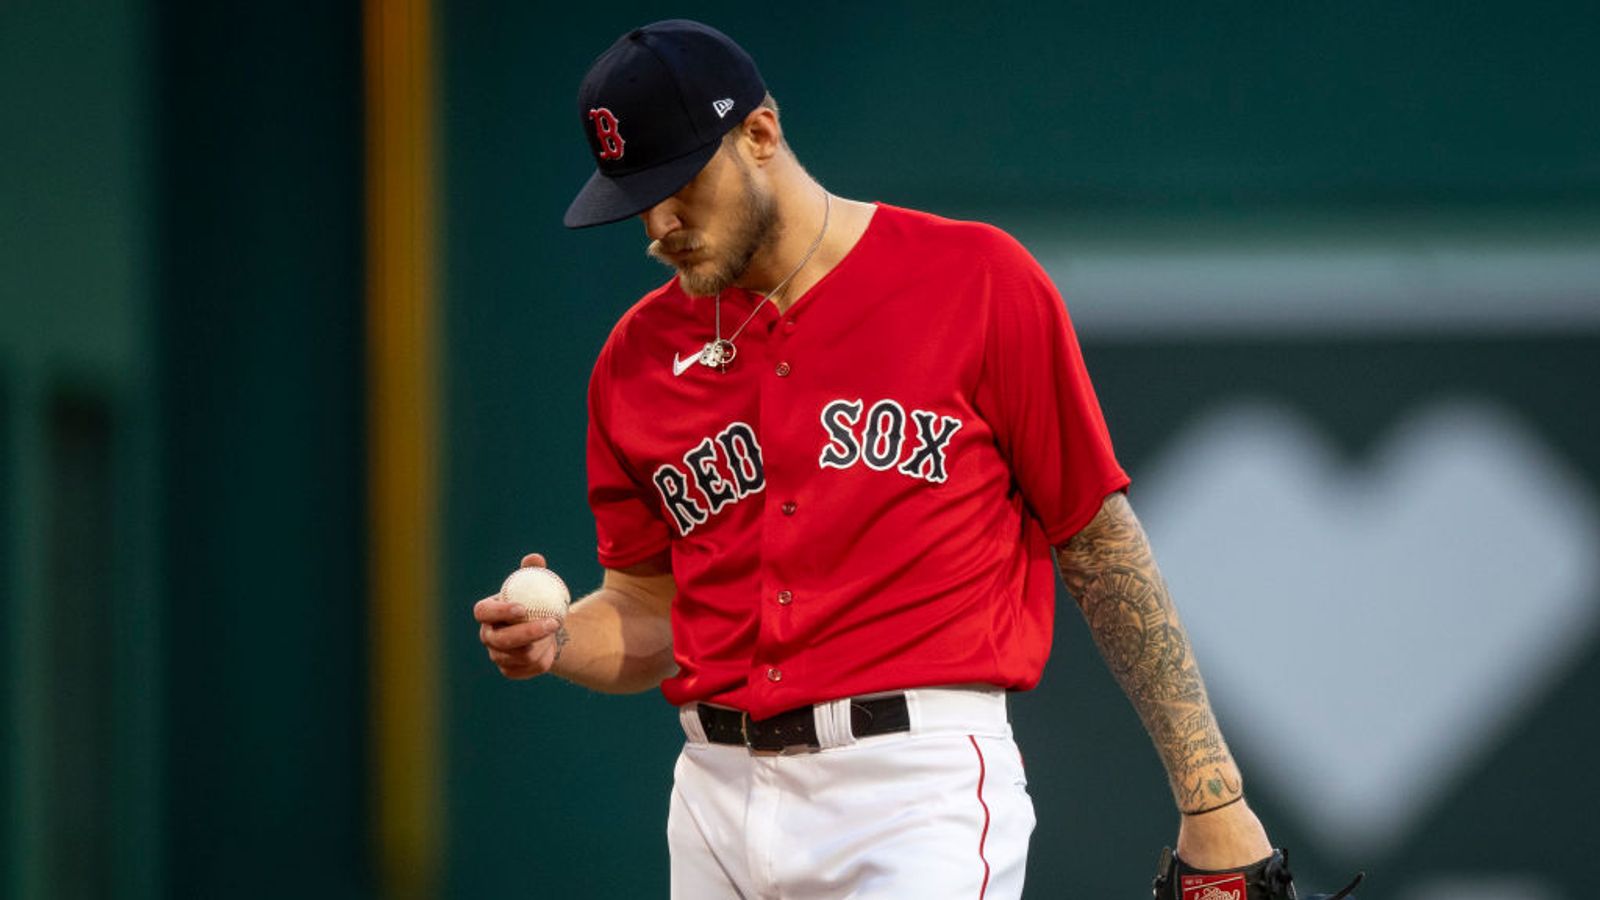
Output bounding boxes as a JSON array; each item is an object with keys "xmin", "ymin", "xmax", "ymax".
[{"xmin": 588, "ymin": 108, "xmax": 625, "ymax": 161}]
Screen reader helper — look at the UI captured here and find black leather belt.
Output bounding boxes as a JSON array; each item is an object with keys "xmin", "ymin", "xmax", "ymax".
[{"xmin": 697, "ymin": 694, "xmax": 911, "ymax": 752}]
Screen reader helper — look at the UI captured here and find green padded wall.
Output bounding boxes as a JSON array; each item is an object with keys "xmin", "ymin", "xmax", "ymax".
[{"xmin": 155, "ymin": 3, "xmax": 369, "ymax": 897}]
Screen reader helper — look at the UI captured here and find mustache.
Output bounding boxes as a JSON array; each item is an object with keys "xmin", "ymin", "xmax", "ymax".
[{"xmin": 646, "ymin": 234, "xmax": 705, "ymax": 265}]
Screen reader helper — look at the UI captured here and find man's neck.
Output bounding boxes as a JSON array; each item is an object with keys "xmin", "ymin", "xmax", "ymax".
[{"xmin": 739, "ymin": 179, "xmax": 875, "ymax": 313}]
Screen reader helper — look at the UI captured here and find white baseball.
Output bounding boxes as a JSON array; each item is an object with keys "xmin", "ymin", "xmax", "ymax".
[{"xmin": 500, "ymin": 566, "xmax": 571, "ymax": 623}]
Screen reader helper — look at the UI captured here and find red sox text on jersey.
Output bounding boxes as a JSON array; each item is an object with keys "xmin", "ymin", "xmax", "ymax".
[{"xmin": 653, "ymin": 403, "xmax": 963, "ymax": 537}]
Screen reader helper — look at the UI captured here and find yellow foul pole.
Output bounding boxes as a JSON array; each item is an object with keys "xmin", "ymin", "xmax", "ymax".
[{"xmin": 364, "ymin": 0, "xmax": 441, "ymax": 896}]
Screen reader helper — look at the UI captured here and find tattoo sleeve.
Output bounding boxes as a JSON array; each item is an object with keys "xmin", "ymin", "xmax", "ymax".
[{"xmin": 1054, "ymin": 492, "xmax": 1244, "ymax": 814}]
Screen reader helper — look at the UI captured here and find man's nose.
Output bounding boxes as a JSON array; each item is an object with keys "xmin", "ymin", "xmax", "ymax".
[{"xmin": 640, "ymin": 202, "xmax": 681, "ymax": 242}]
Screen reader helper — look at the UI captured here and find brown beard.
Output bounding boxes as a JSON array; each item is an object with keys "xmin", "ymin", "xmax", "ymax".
[{"xmin": 646, "ymin": 152, "xmax": 776, "ymax": 297}]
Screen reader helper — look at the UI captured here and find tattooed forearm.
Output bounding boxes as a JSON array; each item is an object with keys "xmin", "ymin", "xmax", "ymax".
[{"xmin": 1055, "ymin": 492, "xmax": 1244, "ymax": 814}]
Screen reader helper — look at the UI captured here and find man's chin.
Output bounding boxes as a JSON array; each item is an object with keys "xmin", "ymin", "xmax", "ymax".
[
  {"xmin": 676, "ymin": 267, "xmax": 731, "ymax": 298},
  {"xmin": 678, "ymin": 283, "xmax": 718, "ymax": 298}
]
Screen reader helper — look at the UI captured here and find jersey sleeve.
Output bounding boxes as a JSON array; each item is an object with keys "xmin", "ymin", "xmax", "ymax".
[
  {"xmin": 974, "ymin": 231, "xmax": 1130, "ymax": 545},
  {"xmin": 586, "ymin": 340, "xmax": 672, "ymax": 569}
]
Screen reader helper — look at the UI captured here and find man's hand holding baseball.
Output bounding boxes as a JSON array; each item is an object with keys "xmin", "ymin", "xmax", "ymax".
[
  {"xmin": 474, "ymin": 551, "xmax": 676, "ymax": 693},
  {"xmin": 474, "ymin": 553, "xmax": 564, "ymax": 679}
]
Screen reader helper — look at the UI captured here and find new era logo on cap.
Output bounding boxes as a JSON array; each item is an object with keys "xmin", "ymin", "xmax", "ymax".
[{"xmin": 564, "ymin": 20, "xmax": 767, "ymax": 229}]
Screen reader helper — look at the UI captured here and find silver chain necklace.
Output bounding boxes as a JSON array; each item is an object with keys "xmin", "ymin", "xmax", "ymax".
[{"xmin": 692, "ymin": 191, "xmax": 831, "ymax": 374}]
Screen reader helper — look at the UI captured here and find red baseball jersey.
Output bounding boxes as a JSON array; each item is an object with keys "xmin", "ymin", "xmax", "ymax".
[{"xmin": 586, "ymin": 204, "xmax": 1129, "ymax": 718}]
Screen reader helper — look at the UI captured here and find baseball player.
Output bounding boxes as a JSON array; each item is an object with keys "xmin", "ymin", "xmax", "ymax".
[{"xmin": 474, "ymin": 19, "xmax": 1361, "ymax": 900}]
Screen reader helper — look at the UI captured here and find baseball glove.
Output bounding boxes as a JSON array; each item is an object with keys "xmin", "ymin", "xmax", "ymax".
[{"xmin": 1152, "ymin": 847, "xmax": 1363, "ymax": 900}]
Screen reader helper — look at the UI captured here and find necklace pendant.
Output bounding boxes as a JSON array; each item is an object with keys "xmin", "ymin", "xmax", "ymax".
[{"xmin": 700, "ymin": 339, "xmax": 736, "ymax": 370}]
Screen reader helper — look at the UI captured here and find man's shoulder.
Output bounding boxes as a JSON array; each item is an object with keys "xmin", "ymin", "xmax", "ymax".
[
  {"xmin": 873, "ymin": 203, "xmax": 1035, "ymax": 264},
  {"xmin": 602, "ymin": 276, "xmax": 684, "ymax": 342},
  {"xmin": 588, "ymin": 275, "xmax": 685, "ymax": 380}
]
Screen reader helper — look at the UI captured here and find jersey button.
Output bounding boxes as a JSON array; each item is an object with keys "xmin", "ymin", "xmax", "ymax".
[
  {"xmin": 775, "ymin": 361, "xmax": 791, "ymax": 377},
  {"xmin": 781, "ymin": 501, "xmax": 797, "ymax": 516},
  {"xmin": 766, "ymin": 667, "xmax": 783, "ymax": 682},
  {"xmin": 776, "ymin": 590, "xmax": 793, "ymax": 605},
  {"xmin": 783, "ymin": 319, "xmax": 796, "ymax": 333}
]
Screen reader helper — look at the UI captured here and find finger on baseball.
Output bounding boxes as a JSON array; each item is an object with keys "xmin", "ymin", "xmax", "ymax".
[
  {"xmin": 520, "ymin": 552, "xmax": 548, "ymax": 569},
  {"xmin": 474, "ymin": 596, "xmax": 528, "ymax": 625},
  {"xmin": 488, "ymin": 644, "xmax": 554, "ymax": 678},
  {"xmin": 489, "ymin": 646, "xmax": 547, "ymax": 675},
  {"xmin": 483, "ymin": 619, "xmax": 557, "ymax": 651},
  {"xmin": 487, "ymin": 645, "xmax": 545, "ymax": 669}
]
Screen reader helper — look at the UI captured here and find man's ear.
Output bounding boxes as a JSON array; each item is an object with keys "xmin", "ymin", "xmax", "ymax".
[{"xmin": 737, "ymin": 107, "xmax": 783, "ymax": 163}]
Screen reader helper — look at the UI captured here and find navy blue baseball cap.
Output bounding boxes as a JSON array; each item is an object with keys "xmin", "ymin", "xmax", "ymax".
[{"xmin": 564, "ymin": 20, "xmax": 767, "ymax": 229}]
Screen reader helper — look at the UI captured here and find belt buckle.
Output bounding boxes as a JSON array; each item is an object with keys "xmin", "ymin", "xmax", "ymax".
[{"xmin": 740, "ymin": 710, "xmax": 788, "ymax": 755}]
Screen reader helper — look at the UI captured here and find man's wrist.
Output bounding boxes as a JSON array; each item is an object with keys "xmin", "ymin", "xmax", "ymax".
[
  {"xmin": 1181, "ymin": 793, "xmax": 1245, "ymax": 816},
  {"xmin": 552, "ymin": 624, "xmax": 571, "ymax": 663}
]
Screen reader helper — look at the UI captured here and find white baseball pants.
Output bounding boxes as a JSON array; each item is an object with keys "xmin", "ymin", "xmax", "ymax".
[{"xmin": 668, "ymin": 687, "xmax": 1035, "ymax": 899}]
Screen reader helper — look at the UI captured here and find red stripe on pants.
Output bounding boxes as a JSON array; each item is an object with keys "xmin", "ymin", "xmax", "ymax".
[{"xmin": 968, "ymin": 735, "xmax": 992, "ymax": 899}]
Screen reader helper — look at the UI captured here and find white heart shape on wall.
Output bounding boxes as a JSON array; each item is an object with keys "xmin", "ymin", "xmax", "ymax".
[{"xmin": 1134, "ymin": 398, "xmax": 1600, "ymax": 855}]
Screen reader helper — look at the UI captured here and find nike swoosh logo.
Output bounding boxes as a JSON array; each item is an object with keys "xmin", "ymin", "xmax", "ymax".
[{"xmin": 672, "ymin": 352, "xmax": 698, "ymax": 377}]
